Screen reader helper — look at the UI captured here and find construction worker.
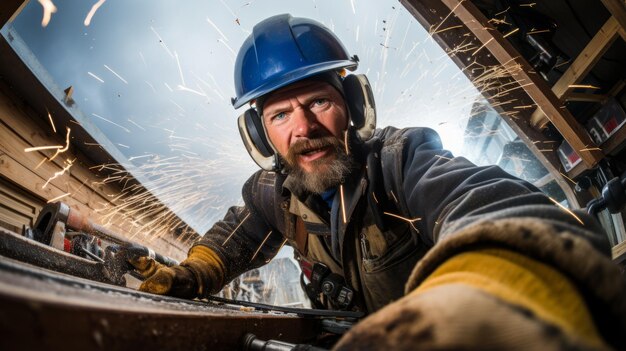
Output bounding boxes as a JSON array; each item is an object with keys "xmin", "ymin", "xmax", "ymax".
[{"xmin": 130, "ymin": 14, "xmax": 626, "ymax": 350}]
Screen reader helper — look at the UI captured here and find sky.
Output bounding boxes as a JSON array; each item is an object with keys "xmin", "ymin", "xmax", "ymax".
[{"xmin": 9, "ymin": 0, "xmax": 481, "ymax": 235}]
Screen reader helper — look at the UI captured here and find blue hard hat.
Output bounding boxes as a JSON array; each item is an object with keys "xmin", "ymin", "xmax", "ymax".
[{"xmin": 232, "ymin": 14, "xmax": 358, "ymax": 109}]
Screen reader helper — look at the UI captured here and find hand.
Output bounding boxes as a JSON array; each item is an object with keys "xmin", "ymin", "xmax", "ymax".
[
  {"xmin": 138, "ymin": 264, "xmax": 198, "ymax": 299},
  {"xmin": 333, "ymin": 248, "xmax": 607, "ymax": 350},
  {"xmin": 129, "ymin": 245, "xmax": 225, "ymax": 299}
]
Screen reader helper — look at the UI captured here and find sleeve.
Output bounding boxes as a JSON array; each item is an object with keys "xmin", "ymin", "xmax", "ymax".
[
  {"xmin": 192, "ymin": 170, "xmax": 286, "ymax": 284},
  {"xmin": 381, "ymin": 127, "xmax": 625, "ymax": 347}
]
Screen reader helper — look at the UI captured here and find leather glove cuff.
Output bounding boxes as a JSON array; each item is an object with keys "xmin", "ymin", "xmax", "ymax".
[{"xmin": 180, "ymin": 245, "xmax": 226, "ymax": 297}]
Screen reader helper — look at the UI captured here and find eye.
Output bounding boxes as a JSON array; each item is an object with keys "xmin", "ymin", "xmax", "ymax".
[
  {"xmin": 269, "ymin": 111, "xmax": 287, "ymax": 123},
  {"xmin": 311, "ymin": 98, "xmax": 329, "ymax": 109}
]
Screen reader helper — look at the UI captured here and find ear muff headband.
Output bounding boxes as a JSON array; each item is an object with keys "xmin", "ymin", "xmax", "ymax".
[{"xmin": 237, "ymin": 73, "xmax": 377, "ymax": 171}]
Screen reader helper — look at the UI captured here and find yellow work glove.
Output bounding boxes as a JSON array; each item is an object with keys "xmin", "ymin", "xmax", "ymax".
[
  {"xmin": 334, "ymin": 248, "xmax": 609, "ymax": 351},
  {"xmin": 130, "ymin": 245, "xmax": 226, "ymax": 299}
]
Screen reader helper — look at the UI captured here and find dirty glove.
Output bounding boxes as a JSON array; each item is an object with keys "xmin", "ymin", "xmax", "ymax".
[
  {"xmin": 334, "ymin": 248, "xmax": 609, "ymax": 351},
  {"xmin": 133, "ymin": 245, "xmax": 226, "ymax": 299}
]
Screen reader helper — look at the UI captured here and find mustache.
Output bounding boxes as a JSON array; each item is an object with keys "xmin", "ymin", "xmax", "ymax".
[{"xmin": 285, "ymin": 136, "xmax": 342, "ymax": 165}]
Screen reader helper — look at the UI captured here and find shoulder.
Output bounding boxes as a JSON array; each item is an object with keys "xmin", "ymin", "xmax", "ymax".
[{"xmin": 375, "ymin": 126, "xmax": 443, "ymax": 149}]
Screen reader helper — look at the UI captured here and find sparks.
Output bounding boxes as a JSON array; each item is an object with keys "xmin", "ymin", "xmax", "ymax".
[
  {"xmin": 46, "ymin": 108, "xmax": 57, "ymax": 133},
  {"xmin": 47, "ymin": 192, "xmax": 71, "ymax": 203},
  {"xmin": 384, "ymin": 212, "xmax": 421, "ymax": 231},
  {"xmin": 568, "ymin": 84, "xmax": 601, "ymax": 90},
  {"xmin": 103, "ymin": 64, "xmax": 128, "ymax": 84},
  {"xmin": 250, "ymin": 230, "xmax": 273, "ymax": 262},
  {"xmin": 340, "ymin": 184, "xmax": 347, "ymax": 223},
  {"xmin": 24, "ymin": 145, "xmax": 62, "ymax": 152},
  {"xmin": 87, "ymin": 71, "xmax": 104, "ymax": 83},
  {"xmin": 548, "ymin": 197, "xmax": 584, "ymax": 226},
  {"xmin": 42, "ymin": 158, "xmax": 75, "ymax": 189},
  {"xmin": 222, "ymin": 212, "xmax": 251, "ymax": 246},
  {"xmin": 84, "ymin": 0, "xmax": 106, "ymax": 26},
  {"xmin": 37, "ymin": 0, "xmax": 57, "ymax": 27},
  {"xmin": 503, "ymin": 27, "xmax": 519, "ymax": 38}
]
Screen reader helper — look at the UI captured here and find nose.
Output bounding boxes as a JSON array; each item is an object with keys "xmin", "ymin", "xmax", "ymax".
[{"xmin": 292, "ymin": 107, "xmax": 319, "ymax": 139}]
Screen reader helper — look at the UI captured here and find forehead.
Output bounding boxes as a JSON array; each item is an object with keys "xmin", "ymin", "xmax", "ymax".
[{"xmin": 263, "ymin": 80, "xmax": 339, "ymax": 109}]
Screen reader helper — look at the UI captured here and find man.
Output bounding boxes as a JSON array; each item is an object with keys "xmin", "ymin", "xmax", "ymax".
[{"xmin": 131, "ymin": 14, "xmax": 626, "ymax": 350}]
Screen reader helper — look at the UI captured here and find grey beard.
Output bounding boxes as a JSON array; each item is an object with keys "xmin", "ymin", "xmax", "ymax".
[{"xmin": 286, "ymin": 147, "xmax": 354, "ymax": 194}]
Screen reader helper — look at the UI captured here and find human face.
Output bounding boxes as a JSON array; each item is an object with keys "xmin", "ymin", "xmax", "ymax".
[{"xmin": 262, "ymin": 80, "xmax": 349, "ymax": 174}]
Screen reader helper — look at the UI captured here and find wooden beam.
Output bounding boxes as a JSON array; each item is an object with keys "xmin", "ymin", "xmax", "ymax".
[
  {"xmin": 435, "ymin": 0, "xmax": 602, "ymax": 169},
  {"xmin": 553, "ymin": 17, "xmax": 620, "ymax": 99},
  {"xmin": 0, "ymin": 0, "xmax": 26, "ymax": 29},
  {"xmin": 400, "ymin": 0, "xmax": 581, "ymax": 207},
  {"xmin": 602, "ymin": 0, "xmax": 626, "ymax": 35}
]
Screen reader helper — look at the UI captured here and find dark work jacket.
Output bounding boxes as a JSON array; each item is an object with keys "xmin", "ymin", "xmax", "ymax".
[{"xmin": 195, "ymin": 127, "xmax": 614, "ymax": 314}]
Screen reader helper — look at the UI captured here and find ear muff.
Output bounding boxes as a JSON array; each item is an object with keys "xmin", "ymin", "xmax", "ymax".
[
  {"xmin": 237, "ymin": 109, "xmax": 278, "ymax": 171},
  {"xmin": 342, "ymin": 74, "xmax": 376, "ymax": 141}
]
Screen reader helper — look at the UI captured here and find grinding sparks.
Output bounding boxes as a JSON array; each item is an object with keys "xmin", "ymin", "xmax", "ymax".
[
  {"xmin": 384, "ymin": 212, "xmax": 421, "ymax": 232},
  {"xmin": 549, "ymin": 197, "xmax": 584, "ymax": 226},
  {"xmin": 222, "ymin": 212, "xmax": 251, "ymax": 246},
  {"xmin": 37, "ymin": 0, "xmax": 57, "ymax": 27},
  {"xmin": 46, "ymin": 109, "xmax": 57, "ymax": 133},
  {"xmin": 104, "ymin": 64, "xmax": 128, "ymax": 84},
  {"xmin": 92, "ymin": 113, "xmax": 131, "ymax": 133},
  {"xmin": 569, "ymin": 84, "xmax": 601, "ymax": 90},
  {"xmin": 340, "ymin": 184, "xmax": 347, "ymax": 223},
  {"xmin": 47, "ymin": 192, "xmax": 71, "ymax": 203},
  {"xmin": 88, "ymin": 71, "xmax": 104, "ymax": 83},
  {"xmin": 250, "ymin": 230, "xmax": 273, "ymax": 263},
  {"xmin": 42, "ymin": 158, "xmax": 75, "ymax": 189},
  {"xmin": 49, "ymin": 127, "xmax": 71, "ymax": 162},
  {"xmin": 25, "ymin": 145, "xmax": 62, "ymax": 152},
  {"xmin": 84, "ymin": 0, "xmax": 106, "ymax": 26}
]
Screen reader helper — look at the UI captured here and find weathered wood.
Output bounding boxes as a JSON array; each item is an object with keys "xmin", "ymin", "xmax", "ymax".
[
  {"xmin": 602, "ymin": 0, "xmax": 626, "ymax": 41},
  {"xmin": 553, "ymin": 17, "xmax": 620, "ymax": 100},
  {"xmin": 400, "ymin": 0, "xmax": 581, "ymax": 207},
  {"xmin": 0, "ymin": 0, "xmax": 25, "ymax": 28},
  {"xmin": 434, "ymin": 0, "xmax": 603, "ymax": 169}
]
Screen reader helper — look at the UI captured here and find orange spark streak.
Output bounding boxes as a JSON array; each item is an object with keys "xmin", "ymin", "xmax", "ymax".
[
  {"xmin": 340, "ymin": 184, "xmax": 347, "ymax": 223},
  {"xmin": 559, "ymin": 172, "xmax": 577, "ymax": 185},
  {"xmin": 472, "ymin": 38, "xmax": 493, "ymax": 56},
  {"xmin": 37, "ymin": 0, "xmax": 57, "ymax": 27},
  {"xmin": 548, "ymin": 197, "xmax": 584, "ymax": 226},
  {"xmin": 527, "ymin": 29, "xmax": 550, "ymax": 35},
  {"xmin": 222, "ymin": 212, "xmax": 251, "ymax": 246},
  {"xmin": 250, "ymin": 230, "xmax": 273, "ymax": 262},
  {"xmin": 42, "ymin": 158, "xmax": 75, "ymax": 189},
  {"xmin": 84, "ymin": 0, "xmax": 106, "ymax": 26},
  {"xmin": 503, "ymin": 28, "xmax": 519, "ymax": 38},
  {"xmin": 384, "ymin": 212, "xmax": 421, "ymax": 232},
  {"xmin": 49, "ymin": 127, "xmax": 71, "ymax": 161},
  {"xmin": 46, "ymin": 108, "xmax": 57, "ymax": 133},
  {"xmin": 24, "ymin": 145, "xmax": 62, "ymax": 152},
  {"xmin": 47, "ymin": 192, "xmax": 71, "ymax": 203},
  {"xmin": 568, "ymin": 84, "xmax": 601, "ymax": 90}
]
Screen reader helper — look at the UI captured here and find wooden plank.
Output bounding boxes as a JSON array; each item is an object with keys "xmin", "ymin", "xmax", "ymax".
[
  {"xmin": 602, "ymin": 0, "xmax": 626, "ymax": 40},
  {"xmin": 0, "ymin": 0, "xmax": 26, "ymax": 28},
  {"xmin": 612, "ymin": 239, "xmax": 626, "ymax": 263},
  {"xmin": 553, "ymin": 17, "xmax": 620, "ymax": 99},
  {"xmin": 434, "ymin": 0, "xmax": 603, "ymax": 169},
  {"xmin": 400, "ymin": 0, "xmax": 582, "ymax": 207}
]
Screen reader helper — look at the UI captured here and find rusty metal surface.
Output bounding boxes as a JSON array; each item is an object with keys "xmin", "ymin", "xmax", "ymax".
[
  {"xmin": 0, "ymin": 255, "xmax": 321, "ymax": 350},
  {"xmin": 0, "ymin": 227, "xmax": 113, "ymax": 283}
]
